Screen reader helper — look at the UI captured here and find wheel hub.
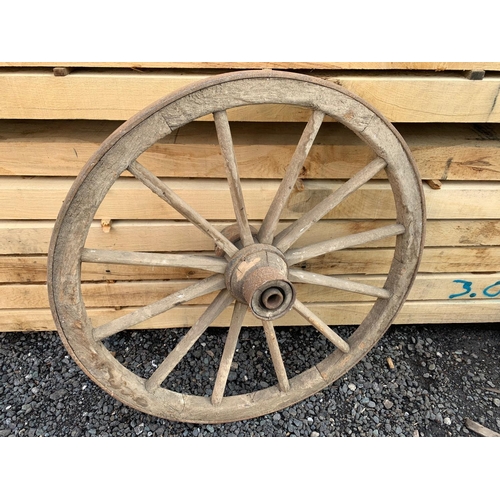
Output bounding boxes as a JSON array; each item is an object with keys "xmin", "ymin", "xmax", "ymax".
[{"xmin": 225, "ymin": 244, "xmax": 296, "ymax": 320}]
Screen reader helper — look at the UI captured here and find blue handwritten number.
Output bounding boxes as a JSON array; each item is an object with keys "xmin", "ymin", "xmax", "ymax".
[
  {"xmin": 449, "ymin": 280, "xmax": 473, "ymax": 299},
  {"xmin": 483, "ymin": 281, "xmax": 500, "ymax": 298}
]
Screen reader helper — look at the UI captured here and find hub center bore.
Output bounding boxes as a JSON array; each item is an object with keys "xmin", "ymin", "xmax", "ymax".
[
  {"xmin": 225, "ymin": 244, "xmax": 296, "ymax": 321},
  {"xmin": 260, "ymin": 287, "xmax": 284, "ymax": 310}
]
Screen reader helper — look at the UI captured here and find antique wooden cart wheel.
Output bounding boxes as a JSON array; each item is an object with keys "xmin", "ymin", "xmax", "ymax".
[{"xmin": 48, "ymin": 70, "xmax": 425, "ymax": 423}]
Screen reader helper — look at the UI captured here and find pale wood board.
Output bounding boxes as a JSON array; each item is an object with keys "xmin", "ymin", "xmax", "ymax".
[
  {"xmin": 2, "ymin": 121, "xmax": 500, "ymax": 180},
  {"xmin": 1, "ymin": 273, "xmax": 499, "ymax": 309},
  {"xmin": 1, "ymin": 177, "xmax": 500, "ymax": 220},
  {"xmin": 464, "ymin": 418, "xmax": 500, "ymax": 437},
  {"xmin": 3, "ymin": 247, "xmax": 500, "ymax": 283},
  {"xmin": 2, "ymin": 219, "xmax": 500, "ymax": 255},
  {"xmin": 2, "ymin": 62, "xmax": 499, "ymax": 70},
  {"xmin": 1, "ymin": 71, "xmax": 499, "ymax": 122},
  {"xmin": 1, "ymin": 299, "xmax": 499, "ymax": 332}
]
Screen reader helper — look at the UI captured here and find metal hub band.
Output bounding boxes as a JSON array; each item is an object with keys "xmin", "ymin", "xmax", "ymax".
[{"xmin": 225, "ymin": 244, "xmax": 296, "ymax": 320}]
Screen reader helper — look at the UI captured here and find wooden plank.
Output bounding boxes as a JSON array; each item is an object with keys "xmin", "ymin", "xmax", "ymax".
[
  {"xmin": 1, "ymin": 70, "xmax": 500, "ymax": 122},
  {"xmin": 1, "ymin": 177, "xmax": 499, "ymax": 220},
  {"xmin": 2, "ymin": 121, "xmax": 500, "ymax": 181},
  {"xmin": 1, "ymin": 255, "xmax": 213, "ymax": 283},
  {"xmin": 2, "ymin": 273, "xmax": 499, "ymax": 309},
  {"xmin": 3, "ymin": 247, "xmax": 500, "ymax": 283},
  {"xmin": 2, "ymin": 219, "xmax": 500, "ymax": 255},
  {"xmin": 2, "ymin": 62, "xmax": 499, "ymax": 71},
  {"xmin": 1, "ymin": 298, "xmax": 499, "ymax": 332},
  {"xmin": 464, "ymin": 418, "xmax": 500, "ymax": 437},
  {"xmin": 300, "ymin": 247, "xmax": 500, "ymax": 275}
]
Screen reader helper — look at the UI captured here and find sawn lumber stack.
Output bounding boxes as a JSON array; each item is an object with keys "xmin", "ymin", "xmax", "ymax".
[{"xmin": 1, "ymin": 62, "xmax": 499, "ymax": 331}]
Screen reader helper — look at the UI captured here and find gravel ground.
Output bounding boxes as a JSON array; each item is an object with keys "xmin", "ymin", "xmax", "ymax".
[{"xmin": 1, "ymin": 322, "xmax": 499, "ymax": 437}]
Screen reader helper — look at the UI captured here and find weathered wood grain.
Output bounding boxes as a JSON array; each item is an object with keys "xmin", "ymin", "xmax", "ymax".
[
  {"xmin": 262, "ymin": 320, "xmax": 291, "ymax": 391},
  {"xmin": 1, "ymin": 177, "xmax": 499, "ymax": 220},
  {"xmin": 211, "ymin": 301, "xmax": 247, "ymax": 405},
  {"xmin": 213, "ymin": 110, "xmax": 254, "ymax": 247},
  {"xmin": 127, "ymin": 160, "xmax": 238, "ymax": 257},
  {"xmin": 464, "ymin": 418, "xmax": 500, "ymax": 437},
  {"xmin": 258, "ymin": 110, "xmax": 325, "ymax": 244},
  {"xmin": 2, "ymin": 273, "xmax": 499, "ymax": 309},
  {"xmin": 92, "ymin": 274, "xmax": 226, "ymax": 341},
  {"xmin": 3, "ymin": 247, "xmax": 500, "ymax": 284},
  {"xmin": 2, "ymin": 219, "xmax": 499, "ymax": 255},
  {"xmin": 1, "ymin": 70, "xmax": 499, "ymax": 122},
  {"xmin": 2, "ymin": 298, "xmax": 499, "ymax": 332},
  {"xmin": 2, "ymin": 121, "xmax": 499, "ymax": 181}
]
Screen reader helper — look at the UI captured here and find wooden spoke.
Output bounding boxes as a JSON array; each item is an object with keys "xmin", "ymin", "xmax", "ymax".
[
  {"xmin": 285, "ymin": 224, "xmax": 405, "ymax": 266},
  {"xmin": 258, "ymin": 110, "xmax": 325, "ymax": 244},
  {"xmin": 81, "ymin": 248, "xmax": 227, "ymax": 273},
  {"xmin": 128, "ymin": 160, "xmax": 238, "ymax": 257},
  {"xmin": 48, "ymin": 70, "xmax": 425, "ymax": 424},
  {"xmin": 289, "ymin": 269, "xmax": 391, "ymax": 299},
  {"xmin": 93, "ymin": 275, "xmax": 226, "ymax": 341},
  {"xmin": 292, "ymin": 299, "xmax": 350, "ymax": 353},
  {"xmin": 274, "ymin": 157, "xmax": 387, "ymax": 252},
  {"xmin": 262, "ymin": 320, "xmax": 290, "ymax": 392},
  {"xmin": 214, "ymin": 111, "xmax": 254, "ymax": 247},
  {"xmin": 211, "ymin": 301, "xmax": 247, "ymax": 406},
  {"xmin": 145, "ymin": 289, "xmax": 234, "ymax": 392}
]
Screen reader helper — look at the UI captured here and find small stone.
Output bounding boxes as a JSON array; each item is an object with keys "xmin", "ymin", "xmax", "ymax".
[
  {"xmin": 444, "ymin": 417, "xmax": 451, "ymax": 425},
  {"xmin": 49, "ymin": 388, "xmax": 68, "ymax": 401},
  {"xmin": 493, "ymin": 399, "xmax": 500, "ymax": 407},
  {"xmin": 293, "ymin": 419, "xmax": 303, "ymax": 429},
  {"xmin": 383, "ymin": 399, "xmax": 394, "ymax": 410},
  {"xmin": 348, "ymin": 383, "xmax": 356, "ymax": 391},
  {"xmin": 310, "ymin": 432, "xmax": 320, "ymax": 437},
  {"xmin": 428, "ymin": 364, "xmax": 436, "ymax": 371},
  {"xmin": 21, "ymin": 403, "xmax": 32, "ymax": 413},
  {"xmin": 273, "ymin": 413, "xmax": 281, "ymax": 421}
]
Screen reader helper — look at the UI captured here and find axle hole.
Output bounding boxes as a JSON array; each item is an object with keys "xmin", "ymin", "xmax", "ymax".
[{"xmin": 260, "ymin": 287, "xmax": 284, "ymax": 310}]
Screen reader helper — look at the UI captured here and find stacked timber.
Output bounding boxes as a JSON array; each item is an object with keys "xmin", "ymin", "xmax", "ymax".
[{"xmin": 0, "ymin": 62, "xmax": 499, "ymax": 331}]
